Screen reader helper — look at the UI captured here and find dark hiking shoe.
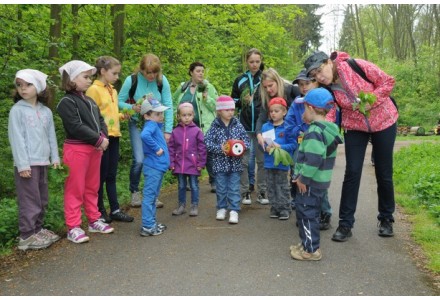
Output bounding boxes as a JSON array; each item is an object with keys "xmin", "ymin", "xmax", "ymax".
[
  {"xmin": 111, "ymin": 211, "xmax": 134, "ymax": 222},
  {"xmin": 319, "ymin": 213, "xmax": 331, "ymax": 231},
  {"xmin": 378, "ymin": 219, "xmax": 394, "ymax": 237},
  {"xmin": 331, "ymin": 226, "xmax": 352, "ymax": 242}
]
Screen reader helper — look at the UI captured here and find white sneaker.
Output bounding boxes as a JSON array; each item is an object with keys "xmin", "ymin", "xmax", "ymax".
[
  {"xmin": 131, "ymin": 191, "xmax": 142, "ymax": 207},
  {"xmin": 229, "ymin": 210, "xmax": 239, "ymax": 224},
  {"xmin": 257, "ymin": 192, "xmax": 269, "ymax": 205},
  {"xmin": 242, "ymin": 192, "xmax": 251, "ymax": 205},
  {"xmin": 67, "ymin": 227, "xmax": 90, "ymax": 244},
  {"xmin": 216, "ymin": 208, "xmax": 227, "ymax": 220}
]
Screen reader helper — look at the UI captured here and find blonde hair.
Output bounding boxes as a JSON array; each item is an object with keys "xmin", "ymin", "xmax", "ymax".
[
  {"xmin": 135, "ymin": 53, "xmax": 163, "ymax": 86},
  {"xmin": 259, "ymin": 68, "xmax": 286, "ymax": 108}
]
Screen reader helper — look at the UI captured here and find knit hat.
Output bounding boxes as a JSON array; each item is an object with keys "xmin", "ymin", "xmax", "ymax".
[
  {"xmin": 294, "ymin": 88, "xmax": 334, "ymax": 110},
  {"xmin": 178, "ymin": 102, "xmax": 193, "ymax": 111},
  {"xmin": 292, "ymin": 68, "xmax": 313, "ymax": 85},
  {"xmin": 304, "ymin": 51, "xmax": 329, "ymax": 76},
  {"xmin": 59, "ymin": 60, "xmax": 97, "ymax": 81},
  {"xmin": 269, "ymin": 97, "xmax": 287, "ymax": 108},
  {"xmin": 140, "ymin": 98, "xmax": 169, "ymax": 115},
  {"xmin": 216, "ymin": 95, "xmax": 235, "ymax": 111},
  {"xmin": 15, "ymin": 69, "xmax": 48, "ymax": 94}
]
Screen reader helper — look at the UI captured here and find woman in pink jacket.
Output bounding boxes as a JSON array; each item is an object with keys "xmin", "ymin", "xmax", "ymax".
[
  {"xmin": 168, "ymin": 103, "xmax": 207, "ymax": 217},
  {"xmin": 304, "ymin": 51, "xmax": 398, "ymax": 242}
]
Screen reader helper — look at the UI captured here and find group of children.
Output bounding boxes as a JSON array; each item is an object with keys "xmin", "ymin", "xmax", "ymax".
[{"xmin": 8, "ymin": 57, "xmax": 342, "ymax": 261}]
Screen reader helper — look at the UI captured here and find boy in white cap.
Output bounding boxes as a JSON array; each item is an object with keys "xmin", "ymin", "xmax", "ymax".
[
  {"xmin": 9, "ymin": 69, "xmax": 61, "ymax": 250},
  {"xmin": 57, "ymin": 60, "xmax": 114, "ymax": 244},
  {"xmin": 204, "ymin": 96, "xmax": 250, "ymax": 224},
  {"xmin": 290, "ymin": 88, "xmax": 343, "ymax": 261},
  {"xmin": 139, "ymin": 97, "xmax": 170, "ymax": 236}
]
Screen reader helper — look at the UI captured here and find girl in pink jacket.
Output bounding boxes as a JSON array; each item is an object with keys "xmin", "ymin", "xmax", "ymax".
[
  {"xmin": 305, "ymin": 51, "xmax": 398, "ymax": 242},
  {"xmin": 168, "ymin": 103, "xmax": 207, "ymax": 217}
]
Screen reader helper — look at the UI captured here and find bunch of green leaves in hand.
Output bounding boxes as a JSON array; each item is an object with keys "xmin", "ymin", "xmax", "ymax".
[{"xmin": 352, "ymin": 91, "xmax": 376, "ymax": 117}]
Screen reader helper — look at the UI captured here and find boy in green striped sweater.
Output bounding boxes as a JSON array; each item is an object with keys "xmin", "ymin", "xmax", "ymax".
[{"xmin": 290, "ymin": 88, "xmax": 343, "ymax": 261}]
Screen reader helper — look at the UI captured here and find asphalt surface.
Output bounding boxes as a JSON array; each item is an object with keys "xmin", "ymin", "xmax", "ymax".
[{"xmin": 0, "ymin": 141, "xmax": 437, "ymax": 296}]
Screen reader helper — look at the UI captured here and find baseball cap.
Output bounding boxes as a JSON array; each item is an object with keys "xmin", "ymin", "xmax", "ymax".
[
  {"xmin": 304, "ymin": 51, "xmax": 329, "ymax": 76},
  {"xmin": 140, "ymin": 98, "xmax": 170, "ymax": 115},
  {"xmin": 294, "ymin": 88, "xmax": 334, "ymax": 110},
  {"xmin": 292, "ymin": 68, "xmax": 314, "ymax": 85},
  {"xmin": 269, "ymin": 97, "xmax": 287, "ymax": 108}
]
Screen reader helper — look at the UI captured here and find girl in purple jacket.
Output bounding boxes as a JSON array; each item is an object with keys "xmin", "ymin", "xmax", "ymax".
[{"xmin": 168, "ymin": 103, "xmax": 207, "ymax": 216}]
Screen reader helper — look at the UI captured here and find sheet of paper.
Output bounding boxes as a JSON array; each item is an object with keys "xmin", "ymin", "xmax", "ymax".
[{"xmin": 262, "ymin": 129, "xmax": 276, "ymax": 145}]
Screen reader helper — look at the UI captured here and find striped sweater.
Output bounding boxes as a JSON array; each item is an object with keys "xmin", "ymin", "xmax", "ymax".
[{"xmin": 293, "ymin": 121, "xmax": 343, "ymax": 189}]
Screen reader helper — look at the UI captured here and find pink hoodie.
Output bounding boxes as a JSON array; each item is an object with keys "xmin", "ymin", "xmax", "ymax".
[{"xmin": 326, "ymin": 51, "xmax": 398, "ymax": 132}]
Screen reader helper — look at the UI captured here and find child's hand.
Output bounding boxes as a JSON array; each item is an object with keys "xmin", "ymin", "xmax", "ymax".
[
  {"xmin": 197, "ymin": 166, "xmax": 202, "ymax": 171},
  {"xmin": 99, "ymin": 138, "xmax": 109, "ymax": 151},
  {"xmin": 296, "ymin": 179, "xmax": 307, "ymax": 194},
  {"xmin": 19, "ymin": 169, "xmax": 31, "ymax": 178},
  {"xmin": 52, "ymin": 163, "xmax": 60, "ymax": 169},
  {"xmin": 156, "ymin": 148, "xmax": 164, "ymax": 156},
  {"xmin": 221, "ymin": 142, "xmax": 228, "ymax": 155}
]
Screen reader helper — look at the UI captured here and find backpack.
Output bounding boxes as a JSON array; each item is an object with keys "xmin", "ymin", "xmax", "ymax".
[
  {"xmin": 126, "ymin": 73, "xmax": 163, "ymax": 104},
  {"xmin": 347, "ymin": 58, "xmax": 398, "ymax": 111}
]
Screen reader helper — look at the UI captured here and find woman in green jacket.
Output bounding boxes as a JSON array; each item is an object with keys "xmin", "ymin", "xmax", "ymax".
[{"xmin": 173, "ymin": 61, "xmax": 219, "ymax": 192}]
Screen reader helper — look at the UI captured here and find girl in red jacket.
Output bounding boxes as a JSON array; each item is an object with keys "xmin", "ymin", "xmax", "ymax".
[{"xmin": 168, "ymin": 103, "xmax": 207, "ymax": 217}]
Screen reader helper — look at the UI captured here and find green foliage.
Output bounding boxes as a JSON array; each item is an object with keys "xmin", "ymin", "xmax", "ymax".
[
  {"xmin": 0, "ymin": 198, "xmax": 19, "ymax": 247},
  {"xmin": 394, "ymin": 142, "xmax": 440, "ymax": 224}
]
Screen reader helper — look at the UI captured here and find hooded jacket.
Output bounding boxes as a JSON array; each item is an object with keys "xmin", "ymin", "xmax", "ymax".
[
  {"xmin": 168, "ymin": 121, "xmax": 207, "ymax": 176},
  {"xmin": 293, "ymin": 121, "xmax": 343, "ymax": 189},
  {"xmin": 204, "ymin": 117, "xmax": 250, "ymax": 174},
  {"xmin": 173, "ymin": 80, "xmax": 218, "ymax": 133},
  {"xmin": 326, "ymin": 51, "xmax": 398, "ymax": 132},
  {"xmin": 8, "ymin": 100, "xmax": 60, "ymax": 172}
]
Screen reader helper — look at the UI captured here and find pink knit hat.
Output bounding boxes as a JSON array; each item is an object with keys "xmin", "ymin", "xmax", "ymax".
[
  {"xmin": 216, "ymin": 95, "xmax": 235, "ymax": 111},
  {"xmin": 178, "ymin": 102, "xmax": 193, "ymax": 111}
]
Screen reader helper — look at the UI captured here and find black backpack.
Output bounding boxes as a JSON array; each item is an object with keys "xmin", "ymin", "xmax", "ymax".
[
  {"xmin": 347, "ymin": 58, "xmax": 398, "ymax": 110},
  {"xmin": 127, "ymin": 73, "xmax": 163, "ymax": 104}
]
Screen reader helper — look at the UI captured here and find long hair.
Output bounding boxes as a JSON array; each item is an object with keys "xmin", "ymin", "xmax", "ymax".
[{"xmin": 259, "ymin": 68, "xmax": 286, "ymax": 109}]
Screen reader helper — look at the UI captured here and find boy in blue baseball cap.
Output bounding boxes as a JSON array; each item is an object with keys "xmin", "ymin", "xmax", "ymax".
[{"xmin": 290, "ymin": 88, "xmax": 343, "ymax": 261}]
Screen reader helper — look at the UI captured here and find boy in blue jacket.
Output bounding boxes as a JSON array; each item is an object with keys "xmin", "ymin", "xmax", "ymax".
[
  {"xmin": 262, "ymin": 98, "xmax": 297, "ymax": 220},
  {"xmin": 139, "ymin": 97, "xmax": 170, "ymax": 236}
]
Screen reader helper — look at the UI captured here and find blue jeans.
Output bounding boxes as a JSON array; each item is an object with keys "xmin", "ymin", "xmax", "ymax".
[
  {"xmin": 248, "ymin": 138, "xmax": 256, "ymax": 185},
  {"xmin": 177, "ymin": 174, "xmax": 199, "ymax": 205},
  {"xmin": 215, "ymin": 171, "xmax": 241, "ymax": 212},
  {"xmin": 98, "ymin": 137, "xmax": 120, "ymax": 213},
  {"xmin": 339, "ymin": 123, "xmax": 396, "ymax": 228},
  {"xmin": 128, "ymin": 119, "xmax": 144, "ymax": 193},
  {"xmin": 141, "ymin": 166, "xmax": 164, "ymax": 229}
]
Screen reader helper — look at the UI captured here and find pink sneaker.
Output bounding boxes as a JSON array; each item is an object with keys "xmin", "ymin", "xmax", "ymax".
[
  {"xmin": 88, "ymin": 220, "xmax": 114, "ymax": 234},
  {"xmin": 67, "ymin": 227, "xmax": 90, "ymax": 244}
]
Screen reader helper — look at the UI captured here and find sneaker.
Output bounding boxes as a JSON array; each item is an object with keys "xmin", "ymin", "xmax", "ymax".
[
  {"xmin": 88, "ymin": 220, "xmax": 114, "ymax": 234},
  {"xmin": 140, "ymin": 226, "xmax": 163, "ymax": 237},
  {"xmin": 67, "ymin": 227, "xmax": 90, "ymax": 244},
  {"xmin": 289, "ymin": 242, "xmax": 303, "ymax": 252},
  {"xmin": 172, "ymin": 205, "xmax": 186, "ymax": 216},
  {"xmin": 378, "ymin": 219, "xmax": 394, "ymax": 237},
  {"xmin": 156, "ymin": 198, "xmax": 164, "ymax": 208},
  {"xmin": 290, "ymin": 246, "xmax": 322, "ymax": 261},
  {"xmin": 249, "ymin": 184, "xmax": 255, "ymax": 192},
  {"xmin": 18, "ymin": 234, "xmax": 52, "ymax": 250},
  {"xmin": 279, "ymin": 210, "xmax": 290, "ymax": 220},
  {"xmin": 210, "ymin": 183, "xmax": 216, "ymax": 193},
  {"xmin": 186, "ymin": 186, "xmax": 191, "ymax": 191},
  {"xmin": 319, "ymin": 213, "xmax": 331, "ymax": 230},
  {"xmin": 36, "ymin": 228, "xmax": 60, "ymax": 243},
  {"xmin": 157, "ymin": 223, "xmax": 167, "ymax": 231},
  {"xmin": 189, "ymin": 204, "xmax": 198, "ymax": 217},
  {"xmin": 331, "ymin": 226, "xmax": 352, "ymax": 242},
  {"xmin": 270, "ymin": 207, "xmax": 279, "ymax": 218},
  {"xmin": 99, "ymin": 209, "xmax": 112, "ymax": 224},
  {"xmin": 241, "ymin": 192, "xmax": 251, "ymax": 205},
  {"xmin": 257, "ymin": 192, "xmax": 269, "ymax": 205},
  {"xmin": 131, "ymin": 191, "xmax": 142, "ymax": 207},
  {"xmin": 216, "ymin": 208, "xmax": 227, "ymax": 220},
  {"xmin": 111, "ymin": 211, "xmax": 134, "ymax": 222},
  {"xmin": 229, "ymin": 210, "xmax": 239, "ymax": 224}
]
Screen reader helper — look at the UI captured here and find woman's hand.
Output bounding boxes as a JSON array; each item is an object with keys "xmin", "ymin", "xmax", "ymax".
[{"xmin": 132, "ymin": 104, "xmax": 141, "ymax": 113}]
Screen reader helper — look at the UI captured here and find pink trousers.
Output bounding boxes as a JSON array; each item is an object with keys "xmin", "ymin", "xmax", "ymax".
[{"xmin": 63, "ymin": 143, "xmax": 102, "ymax": 229}]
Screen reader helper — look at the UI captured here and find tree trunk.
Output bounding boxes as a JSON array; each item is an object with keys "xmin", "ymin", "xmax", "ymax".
[
  {"xmin": 354, "ymin": 4, "xmax": 368, "ymax": 60},
  {"xmin": 16, "ymin": 5, "xmax": 23, "ymax": 53},
  {"xmin": 71, "ymin": 4, "xmax": 80, "ymax": 60},
  {"xmin": 48, "ymin": 4, "xmax": 62, "ymax": 108},
  {"xmin": 111, "ymin": 4, "xmax": 125, "ymax": 62},
  {"xmin": 348, "ymin": 5, "xmax": 360, "ymax": 56}
]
